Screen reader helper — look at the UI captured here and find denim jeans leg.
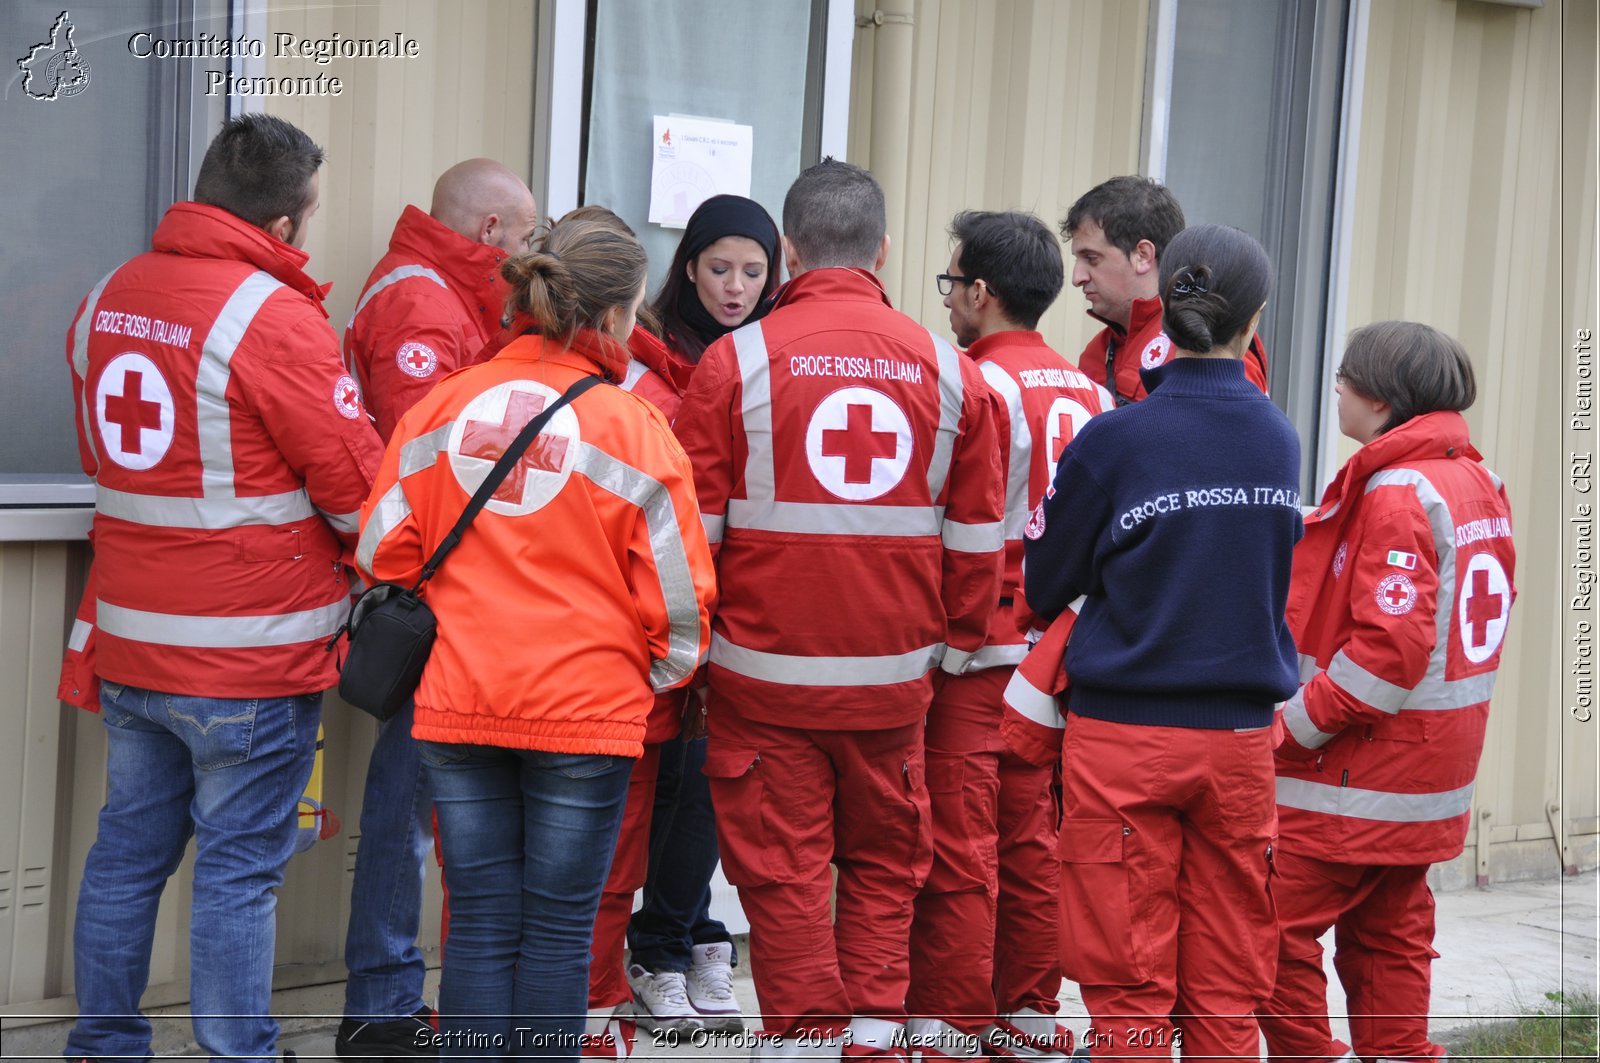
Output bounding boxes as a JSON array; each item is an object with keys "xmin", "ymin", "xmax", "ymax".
[
  {"xmin": 627, "ymin": 736, "xmax": 732, "ymax": 974},
  {"xmin": 344, "ymin": 698, "xmax": 432, "ymax": 1022},
  {"xmin": 65, "ymin": 683, "xmax": 198, "ymax": 1063},
  {"xmin": 183, "ymin": 690, "xmax": 321, "ymax": 1062},
  {"xmin": 424, "ymin": 742, "xmax": 630, "ymax": 1061}
]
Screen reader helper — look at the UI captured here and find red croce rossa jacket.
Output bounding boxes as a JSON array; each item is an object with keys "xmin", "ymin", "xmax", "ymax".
[{"xmin": 1079, "ymin": 294, "xmax": 1270, "ymax": 404}]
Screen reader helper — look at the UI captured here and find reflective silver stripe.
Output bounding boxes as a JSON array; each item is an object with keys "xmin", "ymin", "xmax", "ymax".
[
  {"xmin": 711, "ymin": 633, "xmax": 941, "ymax": 687},
  {"xmin": 195, "ymin": 272, "xmax": 283, "ymax": 499},
  {"xmin": 732, "ymin": 322, "xmax": 775, "ymax": 501},
  {"xmin": 1326, "ymin": 649, "xmax": 1408, "ymax": 713},
  {"xmin": 1365, "ymin": 468, "xmax": 1502, "ymax": 710},
  {"xmin": 1004, "ymin": 668, "xmax": 1064, "ymax": 730},
  {"xmin": 849, "ymin": 1018, "xmax": 905, "ymax": 1051},
  {"xmin": 317, "ymin": 507, "xmax": 361, "ymax": 536},
  {"xmin": 400, "ymin": 424, "xmax": 452, "ymax": 478},
  {"xmin": 96, "ymin": 597, "xmax": 349, "ymax": 648},
  {"xmin": 970, "ymin": 642, "xmax": 1029, "ymax": 670},
  {"xmin": 71, "ymin": 267, "xmax": 121, "ymax": 469},
  {"xmin": 1299, "ymin": 653, "xmax": 1321, "ymax": 683},
  {"xmin": 702, "ymin": 512, "xmax": 725, "ymax": 544},
  {"xmin": 357, "ymin": 482, "xmax": 412, "ymax": 576},
  {"xmin": 978, "ymin": 360, "xmax": 1032, "ymax": 540},
  {"xmin": 68, "ymin": 618, "xmax": 93, "ymax": 652},
  {"xmin": 575, "ymin": 443, "xmax": 704, "ymax": 691},
  {"xmin": 726, "ymin": 498, "xmax": 940, "ymax": 537},
  {"xmin": 620, "ymin": 358, "xmax": 650, "ymax": 392},
  {"xmin": 349, "ymin": 264, "xmax": 447, "ymax": 325},
  {"xmin": 1281, "ymin": 687, "xmax": 1337, "ymax": 749},
  {"xmin": 1276, "ymin": 776, "xmax": 1476, "ymax": 824},
  {"xmin": 942, "ymin": 645, "xmax": 975, "ymax": 675},
  {"xmin": 95, "ymin": 484, "xmax": 315, "ymax": 530},
  {"xmin": 925, "ymin": 329, "xmax": 963, "ymax": 501},
  {"xmin": 941, "ymin": 518, "xmax": 1004, "ymax": 553}
]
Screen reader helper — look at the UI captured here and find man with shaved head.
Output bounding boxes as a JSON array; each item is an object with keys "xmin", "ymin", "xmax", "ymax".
[{"xmin": 336, "ymin": 159, "xmax": 537, "ymax": 1060}]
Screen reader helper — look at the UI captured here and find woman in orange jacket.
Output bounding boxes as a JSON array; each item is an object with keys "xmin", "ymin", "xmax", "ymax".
[{"xmin": 357, "ymin": 217, "xmax": 716, "ymax": 1059}]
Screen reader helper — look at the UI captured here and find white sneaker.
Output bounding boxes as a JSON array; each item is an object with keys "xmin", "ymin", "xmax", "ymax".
[
  {"xmin": 627, "ymin": 963, "xmax": 703, "ymax": 1032},
  {"xmin": 686, "ymin": 942, "xmax": 745, "ymax": 1031}
]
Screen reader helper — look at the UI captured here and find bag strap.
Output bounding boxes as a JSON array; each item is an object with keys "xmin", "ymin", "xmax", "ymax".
[{"xmin": 413, "ymin": 373, "xmax": 605, "ymax": 589}]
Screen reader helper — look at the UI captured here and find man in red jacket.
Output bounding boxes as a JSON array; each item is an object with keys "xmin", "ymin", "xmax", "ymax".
[
  {"xmin": 907, "ymin": 211, "xmax": 1113, "ymax": 1062},
  {"xmin": 337, "ymin": 158, "xmax": 537, "ymax": 1059},
  {"xmin": 674, "ymin": 160, "xmax": 1006, "ymax": 1059},
  {"xmin": 344, "ymin": 158, "xmax": 538, "ymax": 440},
  {"xmin": 1061, "ymin": 176, "xmax": 1270, "ymax": 403},
  {"xmin": 63, "ymin": 115, "xmax": 381, "ymax": 1063}
]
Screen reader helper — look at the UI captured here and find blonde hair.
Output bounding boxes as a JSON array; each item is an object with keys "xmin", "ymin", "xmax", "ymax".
[{"xmin": 501, "ymin": 216, "xmax": 647, "ymax": 347}]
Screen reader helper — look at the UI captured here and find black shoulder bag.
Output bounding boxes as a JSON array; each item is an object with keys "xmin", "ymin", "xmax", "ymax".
[{"xmin": 334, "ymin": 374, "xmax": 606, "ymax": 721}]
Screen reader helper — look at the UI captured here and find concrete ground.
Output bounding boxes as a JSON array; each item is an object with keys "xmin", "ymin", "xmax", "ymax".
[{"xmin": 4, "ymin": 872, "xmax": 1594, "ymax": 1061}]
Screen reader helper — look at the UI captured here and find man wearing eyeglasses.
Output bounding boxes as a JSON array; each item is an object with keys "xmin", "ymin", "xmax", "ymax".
[
  {"xmin": 909, "ymin": 211, "xmax": 1113, "ymax": 1063},
  {"xmin": 1060, "ymin": 176, "xmax": 1270, "ymax": 404}
]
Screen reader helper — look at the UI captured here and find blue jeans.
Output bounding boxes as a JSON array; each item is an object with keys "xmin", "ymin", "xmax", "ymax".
[
  {"xmin": 627, "ymin": 735, "xmax": 733, "ymax": 973},
  {"xmin": 65, "ymin": 682, "xmax": 320, "ymax": 1063},
  {"xmin": 421, "ymin": 742, "xmax": 632, "ymax": 1060},
  {"xmin": 344, "ymin": 699, "xmax": 433, "ymax": 1022}
]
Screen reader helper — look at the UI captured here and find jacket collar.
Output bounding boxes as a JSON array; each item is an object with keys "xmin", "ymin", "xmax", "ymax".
[
  {"xmin": 387, "ymin": 205, "xmax": 509, "ymax": 301},
  {"xmin": 1310, "ymin": 411, "xmax": 1479, "ymax": 522},
  {"xmin": 152, "ymin": 202, "xmax": 331, "ymax": 314},
  {"xmin": 629, "ymin": 327, "xmax": 695, "ymax": 394},
  {"xmin": 771, "ymin": 267, "xmax": 894, "ymax": 311},
  {"xmin": 493, "ymin": 328, "xmax": 630, "ymax": 382},
  {"xmin": 965, "ymin": 329, "xmax": 1049, "ymax": 361},
  {"xmin": 1088, "ymin": 293, "xmax": 1163, "ymax": 340}
]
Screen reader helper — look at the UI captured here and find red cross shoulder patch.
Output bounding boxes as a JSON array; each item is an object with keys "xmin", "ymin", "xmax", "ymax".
[
  {"xmin": 1376, "ymin": 572, "xmax": 1418, "ymax": 616},
  {"xmin": 333, "ymin": 374, "xmax": 363, "ymax": 420},
  {"xmin": 397, "ymin": 341, "xmax": 439, "ymax": 379}
]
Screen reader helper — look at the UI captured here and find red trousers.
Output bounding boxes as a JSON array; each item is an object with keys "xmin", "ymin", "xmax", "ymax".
[
  {"xmin": 588, "ymin": 744, "xmax": 662, "ymax": 1011},
  {"xmin": 1057, "ymin": 713, "xmax": 1277, "ymax": 1061},
  {"xmin": 1259, "ymin": 852, "xmax": 1442, "ymax": 1063},
  {"xmin": 908, "ymin": 668, "xmax": 1061, "ymax": 1035},
  {"xmin": 706, "ymin": 701, "xmax": 932, "ymax": 1037}
]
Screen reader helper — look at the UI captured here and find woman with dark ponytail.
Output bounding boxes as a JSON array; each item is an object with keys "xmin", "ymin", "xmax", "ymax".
[
  {"xmin": 1022, "ymin": 224, "xmax": 1302, "ymax": 1060},
  {"xmin": 357, "ymin": 218, "xmax": 716, "ymax": 1060}
]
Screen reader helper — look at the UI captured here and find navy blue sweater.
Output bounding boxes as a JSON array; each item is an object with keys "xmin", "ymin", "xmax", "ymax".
[{"xmin": 1023, "ymin": 357, "xmax": 1302, "ymax": 729}]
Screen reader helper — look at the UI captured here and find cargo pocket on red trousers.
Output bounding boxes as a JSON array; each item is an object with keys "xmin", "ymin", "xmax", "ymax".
[
  {"xmin": 703, "ymin": 744, "xmax": 784, "ymax": 887},
  {"xmin": 924, "ymin": 751, "xmax": 996, "ymax": 894},
  {"xmin": 1057, "ymin": 816, "xmax": 1153, "ymax": 986}
]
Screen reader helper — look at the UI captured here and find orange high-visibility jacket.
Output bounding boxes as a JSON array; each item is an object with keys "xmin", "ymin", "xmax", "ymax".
[{"xmin": 357, "ymin": 330, "xmax": 715, "ymax": 757}]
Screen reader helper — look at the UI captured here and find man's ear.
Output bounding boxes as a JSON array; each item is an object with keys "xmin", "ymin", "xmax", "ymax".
[
  {"xmin": 265, "ymin": 215, "xmax": 294, "ymax": 243},
  {"xmin": 782, "ymin": 234, "xmax": 804, "ymax": 277},
  {"xmin": 1131, "ymin": 238, "xmax": 1158, "ymax": 276},
  {"xmin": 479, "ymin": 212, "xmax": 502, "ymax": 246},
  {"xmin": 873, "ymin": 233, "xmax": 890, "ymax": 272}
]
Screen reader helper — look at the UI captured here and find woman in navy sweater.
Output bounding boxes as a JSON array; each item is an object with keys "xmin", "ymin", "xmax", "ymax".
[{"xmin": 1023, "ymin": 224, "xmax": 1302, "ymax": 1061}]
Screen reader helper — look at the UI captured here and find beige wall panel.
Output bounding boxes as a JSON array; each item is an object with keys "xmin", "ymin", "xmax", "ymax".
[
  {"xmin": 263, "ymin": 0, "xmax": 536, "ymax": 337},
  {"xmin": 1344, "ymin": 0, "xmax": 1594, "ymax": 875},
  {"xmin": 853, "ymin": 0, "xmax": 1148, "ymax": 357}
]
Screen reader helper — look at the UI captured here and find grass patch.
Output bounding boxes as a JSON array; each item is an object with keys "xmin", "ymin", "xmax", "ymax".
[{"xmin": 1447, "ymin": 991, "xmax": 1597, "ymax": 1061}]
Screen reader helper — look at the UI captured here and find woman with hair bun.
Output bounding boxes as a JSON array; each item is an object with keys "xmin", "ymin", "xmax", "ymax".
[
  {"xmin": 1260, "ymin": 322, "xmax": 1515, "ymax": 1063},
  {"xmin": 357, "ymin": 218, "xmax": 716, "ymax": 1059},
  {"xmin": 1023, "ymin": 223, "xmax": 1303, "ymax": 1060}
]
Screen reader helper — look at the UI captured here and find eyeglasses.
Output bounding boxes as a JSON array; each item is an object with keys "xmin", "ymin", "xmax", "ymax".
[{"xmin": 935, "ymin": 273, "xmax": 976, "ymax": 297}]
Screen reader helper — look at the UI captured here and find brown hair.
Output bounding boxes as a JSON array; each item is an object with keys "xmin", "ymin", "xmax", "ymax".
[
  {"xmin": 1338, "ymin": 320, "xmax": 1477, "ymax": 434},
  {"xmin": 501, "ymin": 216, "xmax": 647, "ymax": 349},
  {"xmin": 547, "ymin": 205, "xmax": 663, "ymax": 337}
]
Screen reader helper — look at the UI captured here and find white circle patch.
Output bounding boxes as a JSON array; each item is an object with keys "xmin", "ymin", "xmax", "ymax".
[
  {"xmin": 396, "ymin": 341, "xmax": 439, "ymax": 379},
  {"xmin": 1332, "ymin": 541, "xmax": 1349, "ymax": 579},
  {"xmin": 1141, "ymin": 333, "xmax": 1172, "ymax": 370},
  {"xmin": 95, "ymin": 352, "xmax": 175, "ymax": 470},
  {"xmin": 1043, "ymin": 395, "xmax": 1097, "ymax": 480},
  {"xmin": 447, "ymin": 381, "xmax": 579, "ymax": 516},
  {"xmin": 333, "ymin": 374, "xmax": 363, "ymax": 420},
  {"xmin": 1376, "ymin": 573, "xmax": 1417, "ymax": 616},
  {"xmin": 1457, "ymin": 553, "xmax": 1511, "ymax": 664},
  {"xmin": 804, "ymin": 386, "xmax": 913, "ymax": 501}
]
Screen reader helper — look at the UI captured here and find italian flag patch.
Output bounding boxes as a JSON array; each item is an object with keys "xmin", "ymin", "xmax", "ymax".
[{"xmin": 1387, "ymin": 550, "xmax": 1418, "ymax": 570}]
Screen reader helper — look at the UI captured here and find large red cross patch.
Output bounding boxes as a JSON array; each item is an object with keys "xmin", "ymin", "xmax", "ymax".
[
  {"xmin": 103, "ymin": 370, "xmax": 162, "ymax": 454},
  {"xmin": 460, "ymin": 390, "xmax": 570, "ymax": 504},
  {"xmin": 822, "ymin": 403, "xmax": 898, "ymax": 484}
]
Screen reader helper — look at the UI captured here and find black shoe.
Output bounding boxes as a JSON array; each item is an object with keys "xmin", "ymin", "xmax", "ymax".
[{"xmin": 336, "ymin": 1007, "xmax": 439, "ymax": 1059}]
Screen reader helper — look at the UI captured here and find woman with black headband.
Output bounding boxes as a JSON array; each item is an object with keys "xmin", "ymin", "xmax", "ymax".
[{"xmin": 622, "ymin": 195, "xmax": 781, "ymax": 1035}]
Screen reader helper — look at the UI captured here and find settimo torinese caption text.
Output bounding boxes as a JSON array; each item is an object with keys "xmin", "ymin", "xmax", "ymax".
[{"xmin": 127, "ymin": 30, "xmax": 422, "ymax": 96}]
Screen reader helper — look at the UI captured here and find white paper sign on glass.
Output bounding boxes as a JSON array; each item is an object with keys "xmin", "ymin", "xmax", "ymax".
[{"xmin": 648, "ymin": 114, "xmax": 755, "ymax": 229}]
